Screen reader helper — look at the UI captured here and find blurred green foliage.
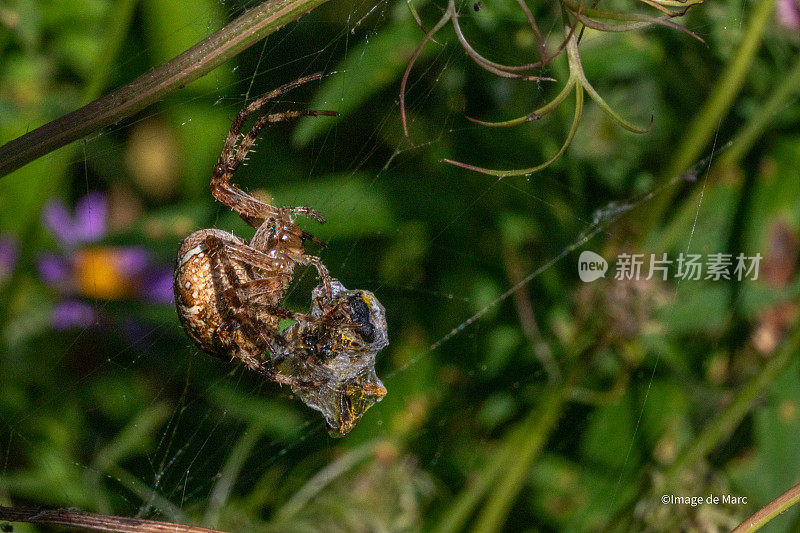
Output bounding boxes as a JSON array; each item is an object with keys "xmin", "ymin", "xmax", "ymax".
[{"xmin": 1, "ymin": 0, "xmax": 800, "ymax": 531}]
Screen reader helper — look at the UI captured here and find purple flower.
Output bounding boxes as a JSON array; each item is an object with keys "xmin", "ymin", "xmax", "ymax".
[
  {"xmin": 0, "ymin": 234, "xmax": 18, "ymax": 282},
  {"xmin": 777, "ymin": 0, "xmax": 800, "ymax": 30},
  {"xmin": 38, "ymin": 191, "xmax": 175, "ymax": 333},
  {"xmin": 37, "ymin": 252, "xmax": 71, "ymax": 286},
  {"xmin": 113, "ymin": 247, "xmax": 151, "ymax": 279},
  {"xmin": 140, "ymin": 268, "xmax": 175, "ymax": 304},
  {"xmin": 51, "ymin": 300, "xmax": 98, "ymax": 330},
  {"xmin": 44, "ymin": 191, "xmax": 108, "ymax": 248}
]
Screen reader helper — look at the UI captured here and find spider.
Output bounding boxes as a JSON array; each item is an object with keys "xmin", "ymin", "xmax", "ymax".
[{"xmin": 173, "ymin": 74, "xmax": 388, "ymax": 435}]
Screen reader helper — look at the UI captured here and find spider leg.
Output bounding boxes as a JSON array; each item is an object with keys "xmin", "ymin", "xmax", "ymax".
[
  {"xmin": 258, "ymin": 364, "xmax": 328, "ymax": 389},
  {"xmin": 205, "ymin": 234, "xmax": 335, "ymax": 303},
  {"xmin": 223, "ymin": 283, "xmax": 337, "ymax": 325},
  {"xmin": 211, "ymin": 74, "xmax": 338, "ymax": 227},
  {"xmin": 288, "ymin": 252, "xmax": 334, "ymax": 301},
  {"xmin": 281, "ymin": 205, "xmax": 327, "ymax": 224},
  {"xmin": 204, "ymin": 235, "xmax": 338, "ymax": 336},
  {"xmin": 216, "ymin": 315, "xmax": 283, "ymax": 364},
  {"xmin": 204, "ymin": 235, "xmax": 289, "ymax": 358}
]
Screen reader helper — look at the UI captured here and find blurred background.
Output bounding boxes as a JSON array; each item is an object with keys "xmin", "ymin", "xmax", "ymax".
[{"xmin": 1, "ymin": 0, "xmax": 799, "ymax": 531}]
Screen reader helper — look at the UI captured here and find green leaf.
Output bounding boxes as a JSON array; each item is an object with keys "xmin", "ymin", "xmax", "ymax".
[
  {"xmin": 580, "ymin": 394, "xmax": 640, "ymax": 471},
  {"xmin": 728, "ymin": 357, "xmax": 800, "ymax": 529},
  {"xmin": 270, "ymin": 173, "xmax": 395, "ymax": 239}
]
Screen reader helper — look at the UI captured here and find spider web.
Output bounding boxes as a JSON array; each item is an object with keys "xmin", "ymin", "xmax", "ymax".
[{"xmin": 1, "ymin": 0, "xmax": 784, "ymax": 530}]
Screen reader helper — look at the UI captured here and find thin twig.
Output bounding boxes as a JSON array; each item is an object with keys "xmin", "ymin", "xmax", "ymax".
[
  {"xmin": 400, "ymin": 10, "xmax": 453, "ymax": 138},
  {"xmin": 448, "ymin": 0, "xmax": 554, "ymax": 80},
  {"xmin": 732, "ymin": 481, "xmax": 800, "ymax": 532},
  {"xmin": 0, "ymin": 507, "xmax": 223, "ymax": 533},
  {"xmin": 513, "ymin": 0, "xmax": 547, "ymax": 69},
  {"xmin": 502, "ymin": 246, "xmax": 560, "ymax": 381},
  {"xmin": 0, "ymin": 0, "xmax": 332, "ymax": 178}
]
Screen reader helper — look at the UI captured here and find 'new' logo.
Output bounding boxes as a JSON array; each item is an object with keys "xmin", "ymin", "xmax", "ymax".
[{"xmin": 578, "ymin": 251, "xmax": 607, "ymax": 282}]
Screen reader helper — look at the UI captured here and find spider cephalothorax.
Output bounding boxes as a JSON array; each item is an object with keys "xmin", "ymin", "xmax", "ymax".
[{"xmin": 173, "ymin": 74, "xmax": 388, "ymax": 435}]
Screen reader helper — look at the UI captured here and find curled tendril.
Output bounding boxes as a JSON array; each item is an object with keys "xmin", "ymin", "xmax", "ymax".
[
  {"xmin": 445, "ymin": 29, "xmax": 652, "ymax": 176},
  {"xmin": 564, "ymin": 0, "xmax": 705, "ymax": 42},
  {"xmin": 403, "ymin": 0, "xmax": 699, "ymax": 172},
  {"xmin": 400, "ymin": 10, "xmax": 452, "ymax": 138},
  {"xmin": 400, "ymin": 0, "xmax": 559, "ymax": 139},
  {"xmin": 448, "ymin": 0, "xmax": 554, "ymax": 80},
  {"xmin": 444, "ymin": 83, "xmax": 584, "ymax": 177},
  {"xmin": 405, "ymin": 0, "xmax": 442, "ymax": 44},
  {"xmin": 514, "ymin": 0, "xmax": 548, "ymax": 70},
  {"xmin": 639, "ymin": 0, "xmax": 704, "ymax": 18}
]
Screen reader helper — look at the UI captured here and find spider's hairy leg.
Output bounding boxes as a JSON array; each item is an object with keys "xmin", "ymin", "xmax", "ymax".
[
  {"xmin": 288, "ymin": 252, "xmax": 334, "ymax": 301},
  {"xmin": 282, "ymin": 205, "xmax": 326, "ymax": 224},
  {"xmin": 204, "ymin": 234, "xmax": 288, "ymax": 356},
  {"xmin": 231, "ymin": 109, "xmax": 338, "ymax": 172},
  {"xmin": 222, "ymin": 281, "xmax": 344, "ymax": 327},
  {"xmin": 205, "ymin": 234, "xmax": 334, "ymax": 301},
  {"xmin": 279, "ymin": 206, "xmax": 328, "ymax": 248},
  {"xmin": 301, "ymin": 230, "xmax": 328, "ymax": 249},
  {"xmin": 217, "ymin": 73, "xmax": 330, "ymax": 171},
  {"xmin": 217, "ymin": 314, "xmax": 284, "ymax": 364},
  {"xmin": 204, "ymin": 237, "xmax": 336, "ymax": 331},
  {"xmin": 259, "ymin": 367, "xmax": 328, "ymax": 389},
  {"xmin": 211, "ymin": 74, "xmax": 337, "ymax": 226}
]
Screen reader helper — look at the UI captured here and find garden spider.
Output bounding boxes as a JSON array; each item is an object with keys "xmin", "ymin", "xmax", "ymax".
[{"xmin": 173, "ymin": 74, "xmax": 388, "ymax": 435}]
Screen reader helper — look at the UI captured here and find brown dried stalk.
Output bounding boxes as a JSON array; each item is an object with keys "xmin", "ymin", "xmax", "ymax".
[{"xmin": 0, "ymin": 506, "xmax": 223, "ymax": 533}]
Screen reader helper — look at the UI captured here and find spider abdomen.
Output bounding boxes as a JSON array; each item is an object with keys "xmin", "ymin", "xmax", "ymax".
[{"xmin": 173, "ymin": 228, "xmax": 286, "ymax": 362}]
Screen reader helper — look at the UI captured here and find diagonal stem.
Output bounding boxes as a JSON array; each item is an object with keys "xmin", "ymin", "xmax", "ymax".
[
  {"xmin": 732, "ymin": 481, "xmax": 800, "ymax": 533},
  {"xmin": 0, "ymin": 506, "xmax": 221, "ymax": 533},
  {"xmin": 0, "ymin": 0, "xmax": 333, "ymax": 178}
]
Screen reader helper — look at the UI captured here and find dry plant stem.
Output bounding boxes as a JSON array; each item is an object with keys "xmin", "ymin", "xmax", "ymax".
[
  {"xmin": 443, "ymin": 30, "xmax": 585, "ymax": 176},
  {"xmin": 561, "ymin": 0, "xmax": 705, "ymax": 42},
  {"xmin": 0, "ymin": 507, "xmax": 222, "ymax": 533},
  {"xmin": 503, "ymin": 247, "xmax": 560, "ymax": 381},
  {"xmin": 572, "ymin": 10, "xmax": 702, "ymax": 42},
  {"xmin": 466, "ymin": 16, "xmax": 579, "ymax": 74},
  {"xmin": 732, "ymin": 481, "xmax": 800, "ymax": 533},
  {"xmin": 514, "ymin": 0, "xmax": 547, "ymax": 68},
  {"xmin": 400, "ymin": 11, "xmax": 453, "ymax": 137},
  {"xmin": 405, "ymin": 0, "xmax": 435, "ymax": 39},
  {"xmin": 401, "ymin": 0, "xmax": 565, "ymax": 138},
  {"xmin": 0, "ymin": 0, "xmax": 332, "ymax": 178},
  {"xmin": 448, "ymin": 0, "xmax": 554, "ymax": 81},
  {"xmin": 445, "ymin": 23, "xmax": 651, "ymax": 176},
  {"xmin": 443, "ymin": 83, "xmax": 583, "ymax": 176}
]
